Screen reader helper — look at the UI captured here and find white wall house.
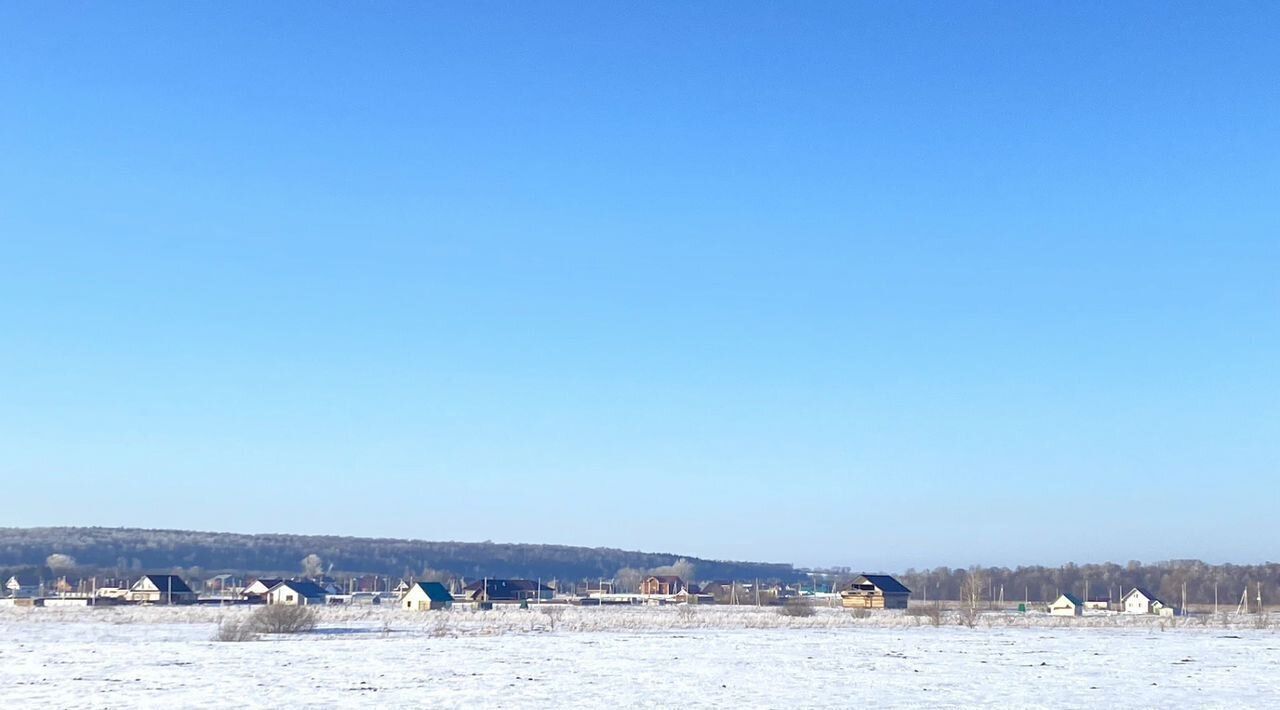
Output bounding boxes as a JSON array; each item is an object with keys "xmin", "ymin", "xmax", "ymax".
[
  {"xmin": 243, "ymin": 579, "xmax": 283, "ymax": 598},
  {"xmin": 266, "ymin": 581, "xmax": 327, "ymax": 606},
  {"xmin": 1122, "ymin": 587, "xmax": 1171, "ymax": 615},
  {"xmin": 401, "ymin": 582, "xmax": 454, "ymax": 611},
  {"xmin": 1048, "ymin": 593, "xmax": 1083, "ymax": 617},
  {"xmin": 5, "ymin": 576, "xmax": 38, "ymax": 598},
  {"xmin": 127, "ymin": 575, "xmax": 196, "ymax": 604}
]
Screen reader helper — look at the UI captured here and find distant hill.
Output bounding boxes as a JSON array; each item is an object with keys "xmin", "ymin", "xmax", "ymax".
[{"xmin": 0, "ymin": 526, "xmax": 800, "ymax": 582}]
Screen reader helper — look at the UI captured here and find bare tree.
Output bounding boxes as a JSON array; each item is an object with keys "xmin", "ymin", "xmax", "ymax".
[
  {"xmin": 672, "ymin": 558, "xmax": 696, "ymax": 581},
  {"xmin": 961, "ymin": 567, "xmax": 985, "ymax": 611},
  {"xmin": 46, "ymin": 553, "xmax": 76, "ymax": 573},
  {"xmin": 419, "ymin": 567, "xmax": 450, "ymax": 583},
  {"xmin": 300, "ymin": 553, "xmax": 324, "ymax": 578},
  {"xmin": 650, "ymin": 558, "xmax": 697, "ymax": 583},
  {"xmin": 614, "ymin": 567, "xmax": 645, "ymax": 593}
]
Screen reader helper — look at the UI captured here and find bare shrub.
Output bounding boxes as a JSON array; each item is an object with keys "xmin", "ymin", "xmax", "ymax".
[
  {"xmin": 212, "ymin": 617, "xmax": 259, "ymax": 642},
  {"xmin": 848, "ymin": 606, "xmax": 869, "ymax": 619},
  {"xmin": 907, "ymin": 602, "xmax": 942, "ymax": 627},
  {"xmin": 251, "ymin": 604, "xmax": 318, "ymax": 634},
  {"xmin": 539, "ymin": 606, "xmax": 565, "ymax": 629},
  {"xmin": 1255, "ymin": 611, "xmax": 1271, "ymax": 630},
  {"xmin": 676, "ymin": 605, "xmax": 697, "ymax": 622},
  {"xmin": 958, "ymin": 606, "xmax": 978, "ymax": 628},
  {"xmin": 778, "ymin": 598, "xmax": 816, "ymax": 618}
]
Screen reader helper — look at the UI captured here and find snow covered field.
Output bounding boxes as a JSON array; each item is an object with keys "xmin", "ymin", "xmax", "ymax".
[{"xmin": 3, "ymin": 605, "xmax": 1278, "ymax": 707}]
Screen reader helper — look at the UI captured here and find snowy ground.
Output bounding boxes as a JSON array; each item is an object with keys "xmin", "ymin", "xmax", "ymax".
[{"xmin": 3, "ymin": 605, "xmax": 1278, "ymax": 707}]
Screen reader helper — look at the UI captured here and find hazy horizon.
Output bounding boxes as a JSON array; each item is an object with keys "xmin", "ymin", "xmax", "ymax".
[{"xmin": 3, "ymin": 3, "xmax": 1277, "ymax": 567}]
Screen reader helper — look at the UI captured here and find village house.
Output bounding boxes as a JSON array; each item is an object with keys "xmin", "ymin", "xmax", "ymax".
[
  {"xmin": 700, "ymin": 580, "xmax": 733, "ymax": 596},
  {"xmin": 1122, "ymin": 587, "xmax": 1172, "ymax": 616},
  {"xmin": 5, "ymin": 575, "xmax": 39, "ymax": 598},
  {"xmin": 401, "ymin": 582, "xmax": 454, "ymax": 610},
  {"xmin": 674, "ymin": 583, "xmax": 716, "ymax": 605},
  {"xmin": 94, "ymin": 584, "xmax": 130, "ymax": 600},
  {"xmin": 700, "ymin": 580, "xmax": 748, "ymax": 604},
  {"xmin": 462, "ymin": 579, "xmax": 553, "ymax": 602},
  {"xmin": 639, "ymin": 575, "xmax": 685, "ymax": 596},
  {"xmin": 839, "ymin": 574, "xmax": 911, "ymax": 610},
  {"xmin": 243, "ymin": 578, "xmax": 283, "ymax": 600},
  {"xmin": 346, "ymin": 591, "xmax": 384, "ymax": 606},
  {"xmin": 205, "ymin": 574, "xmax": 244, "ymax": 597},
  {"xmin": 1048, "ymin": 593, "xmax": 1084, "ymax": 616},
  {"xmin": 127, "ymin": 575, "xmax": 196, "ymax": 604},
  {"xmin": 266, "ymin": 580, "xmax": 328, "ymax": 606}
]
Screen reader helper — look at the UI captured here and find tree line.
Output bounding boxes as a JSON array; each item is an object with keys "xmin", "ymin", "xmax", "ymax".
[
  {"xmin": 881, "ymin": 560, "xmax": 1280, "ymax": 606},
  {"xmin": 0, "ymin": 526, "xmax": 799, "ymax": 583}
]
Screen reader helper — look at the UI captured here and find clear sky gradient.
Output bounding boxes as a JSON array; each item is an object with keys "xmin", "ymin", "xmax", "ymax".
[{"xmin": 2, "ymin": 2, "xmax": 1277, "ymax": 570}]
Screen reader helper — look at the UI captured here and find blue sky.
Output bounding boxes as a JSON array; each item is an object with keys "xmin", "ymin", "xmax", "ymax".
[{"xmin": 1, "ymin": 2, "xmax": 1276, "ymax": 569}]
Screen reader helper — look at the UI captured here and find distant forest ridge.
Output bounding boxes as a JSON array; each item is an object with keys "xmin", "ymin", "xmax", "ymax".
[{"xmin": 0, "ymin": 527, "xmax": 801, "ymax": 582}]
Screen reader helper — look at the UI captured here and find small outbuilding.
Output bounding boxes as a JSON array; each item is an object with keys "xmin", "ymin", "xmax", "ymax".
[
  {"xmin": 1048, "ymin": 593, "xmax": 1084, "ymax": 616},
  {"xmin": 266, "ymin": 580, "xmax": 328, "ymax": 606},
  {"xmin": 1084, "ymin": 593, "xmax": 1112, "ymax": 611},
  {"xmin": 402, "ymin": 582, "xmax": 454, "ymax": 611},
  {"xmin": 839, "ymin": 574, "xmax": 911, "ymax": 610}
]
